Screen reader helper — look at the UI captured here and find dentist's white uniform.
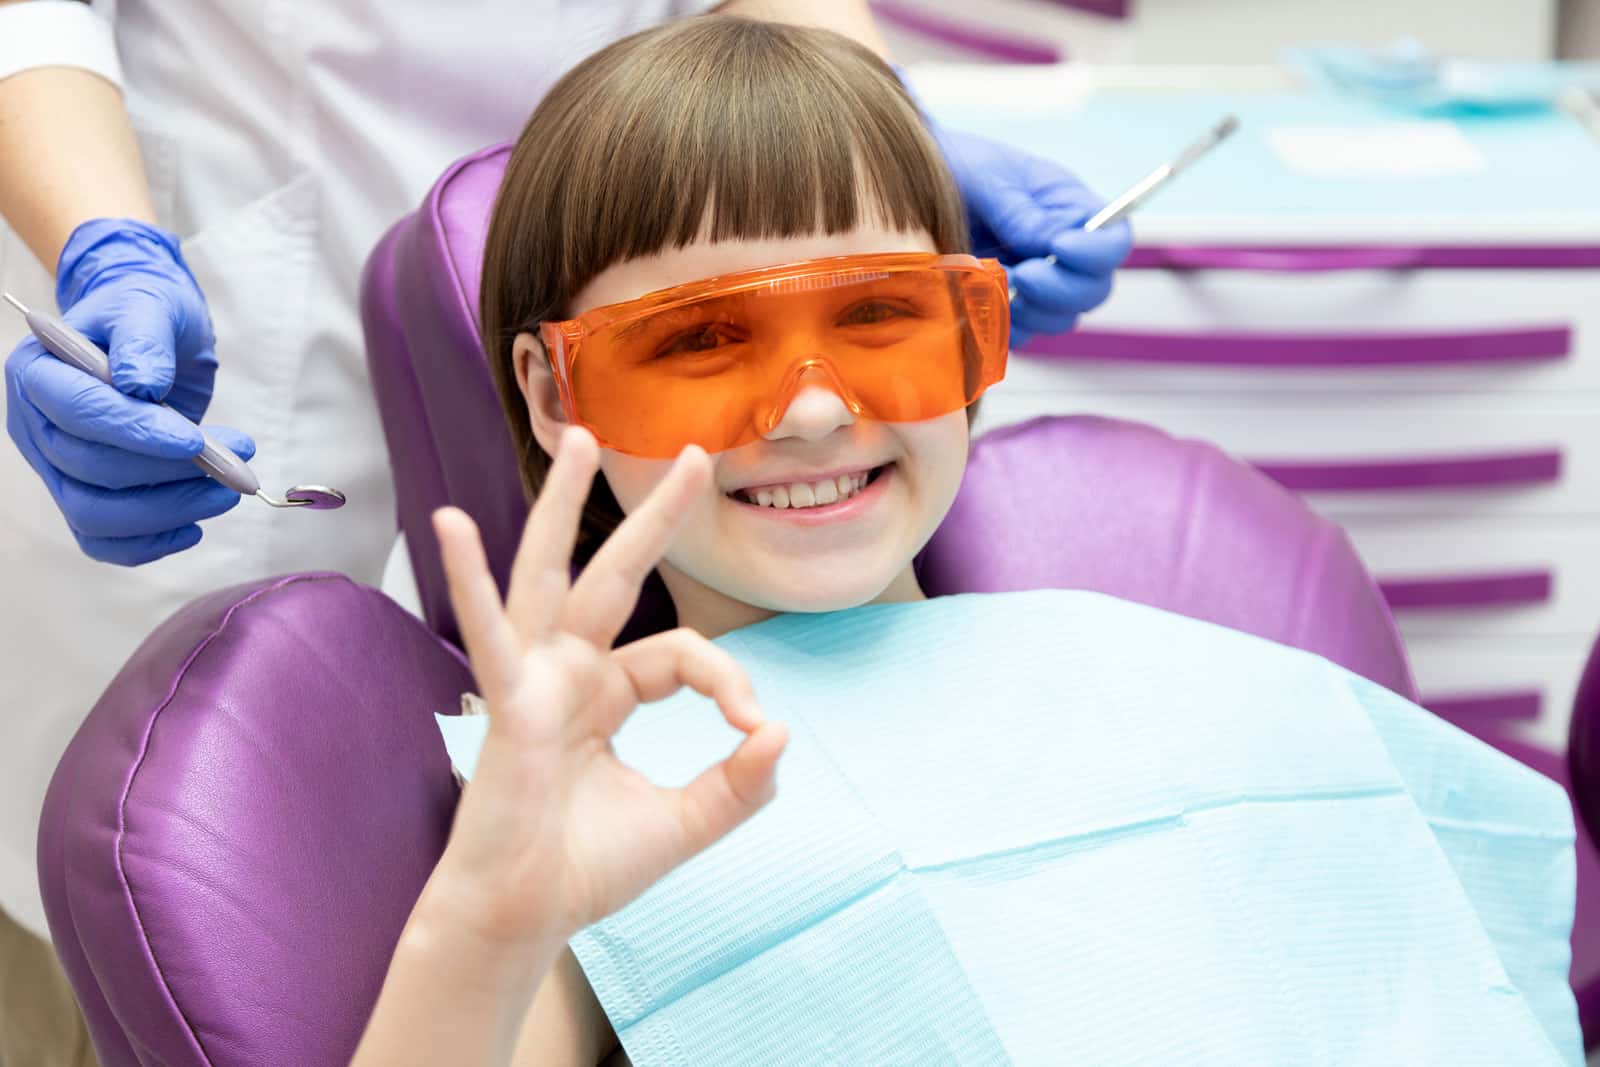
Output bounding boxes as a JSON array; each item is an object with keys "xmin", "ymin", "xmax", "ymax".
[{"xmin": 0, "ymin": 0, "xmax": 715, "ymax": 940}]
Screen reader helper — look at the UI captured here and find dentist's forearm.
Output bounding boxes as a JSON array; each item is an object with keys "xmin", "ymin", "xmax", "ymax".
[
  {"xmin": 353, "ymin": 871, "xmax": 562, "ymax": 1067},
  {"xmin": 713, "ymin": 0, "xmax": 890, "ymax": 59},
  {"xmin": 0, "ymin": 60, "xmax": 155, "ymax": 272}
]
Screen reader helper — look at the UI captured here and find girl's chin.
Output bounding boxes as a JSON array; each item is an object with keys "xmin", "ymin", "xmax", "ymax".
[{"xmin": 737, "ymin": 569, "xmax": 910, "ymax": 617}]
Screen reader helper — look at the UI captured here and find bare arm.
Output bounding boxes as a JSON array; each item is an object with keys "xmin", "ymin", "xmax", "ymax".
[
  {"xmin": 353, "ymin": 875, "xmax": 565, "ymax": 1067},
  {"xmin": 0, "ymin": 0, "xmax": 154, "ymax": 270},
  {"xmin": 510, "ymin": 948, "xmax": 611, "ymax": 1067},
  {"xmin": 713, "ymin": 0, "xmax": 890, "ymax": 58},
  {"xmin": 357, "ymin": 435, "xmax": 783, "ymax": 1067}
]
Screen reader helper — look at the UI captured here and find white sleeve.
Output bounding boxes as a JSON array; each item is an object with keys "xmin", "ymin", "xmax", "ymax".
[
  {"xmin": 669, "ymin": 0, "xmax": 729, "ymax": 16},
  {"xmin": 0, "ymin": 1, "xmax": 123, "ymax": 90}
]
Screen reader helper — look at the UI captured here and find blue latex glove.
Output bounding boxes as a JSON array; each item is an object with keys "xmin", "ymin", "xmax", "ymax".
[
  {"xmin": 5, "ymin": 219, "xmax": 254, "ymax": 565},
  {"xmin": 931, "ymin": 125, "xmax": 1133, "ymax": 349}
]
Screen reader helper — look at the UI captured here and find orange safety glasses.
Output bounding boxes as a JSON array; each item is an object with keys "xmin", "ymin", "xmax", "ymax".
[{"xmin": 539, "ymin": 252, "xmax": 1010, "ymax": 458}]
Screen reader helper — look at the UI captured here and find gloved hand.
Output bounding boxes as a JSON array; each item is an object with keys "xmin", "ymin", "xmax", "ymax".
[
  {"xmin": 5, "ymin": 218, "xmax": 254, "ymax": 565},
  {"xmin": 928, "ymin": 124, "xmax": 1134, "ymax": 349}
]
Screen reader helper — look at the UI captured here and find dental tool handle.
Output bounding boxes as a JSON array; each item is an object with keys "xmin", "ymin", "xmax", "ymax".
[
  {"xmin": 1038, "ymin": 114, "xmax": 1240, "ymax": 268},
  {"xmin": 1083, "ymin": 166, "xmax": 1170, "ymax": 232},
  {"xmin": 17, "ymin": 304, "xmax": 261, "ymax": 496}
]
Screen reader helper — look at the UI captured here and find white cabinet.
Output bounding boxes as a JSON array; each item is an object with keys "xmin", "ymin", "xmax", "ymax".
[{"xmin": 924, "ymin": 67, "xmax": 1600, "ymax": 753}]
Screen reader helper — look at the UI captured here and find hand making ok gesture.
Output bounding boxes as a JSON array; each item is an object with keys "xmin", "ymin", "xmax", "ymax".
[{"xmin": 430, "ymin": 426, "xmax": 789, "ymax": 946}]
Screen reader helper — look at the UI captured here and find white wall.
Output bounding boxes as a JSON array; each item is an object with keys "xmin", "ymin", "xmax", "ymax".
[{"xmin": 877, "ymin": 0, "xmax": 1558, "ymax": 64}]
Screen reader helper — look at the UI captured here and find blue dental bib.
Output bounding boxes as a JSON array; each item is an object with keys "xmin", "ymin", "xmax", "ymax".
[{"xmin": 439, "ymin": 590, "xmax": 1578, "ymax": 1065}]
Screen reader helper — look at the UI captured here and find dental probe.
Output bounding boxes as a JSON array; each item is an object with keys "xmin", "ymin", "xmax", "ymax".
[
  {"xmin": 4, "ymin": 292, "xmax": 346, "ymax": 510},
  {"xmin": 1011, "ymin": 114, "xmax": 1240, "ymax": 302}
]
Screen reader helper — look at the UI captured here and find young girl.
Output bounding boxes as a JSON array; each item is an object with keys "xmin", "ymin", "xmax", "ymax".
[
  {"xmin": 353, "ymin": 15, "xmax": 1574, "ymax": 1067},
  {"xmin": 355, "ymin": 17, "xmax": 1014, "ymax": 1063}
]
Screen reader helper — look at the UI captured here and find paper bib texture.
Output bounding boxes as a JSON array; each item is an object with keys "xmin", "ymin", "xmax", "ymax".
[{"xmin": 440, "ymin": 590, "xmax": 1578, "ymax": 1065}]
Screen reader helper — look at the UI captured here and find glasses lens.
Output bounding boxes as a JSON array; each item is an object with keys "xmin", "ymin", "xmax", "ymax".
[{"xmin": 567, "ymin": 262, "xmax": 1004, "ymax": 456}]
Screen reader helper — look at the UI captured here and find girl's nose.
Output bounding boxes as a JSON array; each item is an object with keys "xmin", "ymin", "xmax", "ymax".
[{"xmin": 763, "ymin": 382, "xmax": 856, "ymax": 444}]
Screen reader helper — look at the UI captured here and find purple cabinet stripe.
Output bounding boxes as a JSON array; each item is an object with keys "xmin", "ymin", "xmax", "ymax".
[
  {"xmin": 1425, "ymin": 690, "xmax": 1543, "ymax": 723},
  {"xmin": 1255, "ymin": 449, "xmax": 1562, "ymax": 492},
  {"xmin": 1379, "ymin": 570, "xmax": 1553, "ymax": 610},
  {"xmin": 870, "ymin": 1, "xmax": 1063, "ymax": 63},
  {"xmin": 1124, "ymin": 245, "xmax": 1600, "ymax": 271},
  {"xmin": 1040, "ymin": 0, "xmax": 1131, "ymax": 16},
  {"xmin": 1021, "ymin": 325, "xmax": 1570, "ymax": 366}
]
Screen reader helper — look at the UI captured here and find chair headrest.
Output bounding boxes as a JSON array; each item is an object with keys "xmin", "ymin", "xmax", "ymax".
[{"xmin": 38, "ymin": 574, "xmax": 470, "ymax": 1065}]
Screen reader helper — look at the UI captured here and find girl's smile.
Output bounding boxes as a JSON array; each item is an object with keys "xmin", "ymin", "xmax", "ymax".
[{"xmin": 724, "ymin": 457, "xmax": 892, "ymax": 519}]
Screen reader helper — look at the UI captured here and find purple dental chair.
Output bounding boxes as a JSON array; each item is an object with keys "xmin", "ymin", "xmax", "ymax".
[
  {"xmin": 39, "ymin": 142, "xmax": 1425, "ymax": 1066},
  {"xmin": 1568, "ymin": 632, "xmax": 1600, "ymax": 1039}
]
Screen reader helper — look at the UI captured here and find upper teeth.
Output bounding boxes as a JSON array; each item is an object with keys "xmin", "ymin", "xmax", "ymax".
[{"xmin": 741, "ymin": 472, "xmax": 869, "ymax": 509}]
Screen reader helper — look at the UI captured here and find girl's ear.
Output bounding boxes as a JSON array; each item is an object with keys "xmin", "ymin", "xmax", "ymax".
[{"xmin": 513, "ymin": 331, "xmax": 568, "ymax": 457}]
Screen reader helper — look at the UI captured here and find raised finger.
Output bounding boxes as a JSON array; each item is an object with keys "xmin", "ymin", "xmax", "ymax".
[
  {"xmin": 609, "ymin": 628, "xmax": 763, "ymax": 736},
  {"xmin": 563, "ymin": 445, "xmax": 711, "ymax": 647},
  {"xmin": 434, "ymin": 507, "xmax": 521, "ymax": 703},
  {"xmin": 505, "ymin": 426, "xmax": 600, "ymax": 642}
]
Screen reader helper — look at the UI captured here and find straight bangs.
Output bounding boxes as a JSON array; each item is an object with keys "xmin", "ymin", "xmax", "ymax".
[
  {"xmin": 554, "ymin": 21, "xmax": 967, "ymax": 295},
  {"xmin": 484, "ymin": 16, "xmax": 966, "ymax": 341}
]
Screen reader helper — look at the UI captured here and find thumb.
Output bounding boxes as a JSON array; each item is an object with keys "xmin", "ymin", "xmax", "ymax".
[{"xmin": 102, "ymin": 288, "xmax": 180, "ymax": 403}]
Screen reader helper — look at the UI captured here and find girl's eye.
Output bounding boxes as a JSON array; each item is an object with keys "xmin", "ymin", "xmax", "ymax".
[
  {"xmin": 837, "ymin": 300, "xmax": 913, "ymax": 327},
  {"xmin": 655, "ymin": 324, "xmax": 743, "ymax": 359}
]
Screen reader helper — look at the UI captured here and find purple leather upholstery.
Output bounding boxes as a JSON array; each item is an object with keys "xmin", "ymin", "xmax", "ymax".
[
  {"xmin": 1570, "ymin": 634, "xmax": 1600, "ymax": 864},
  {"xmin": 918, "ymin": 415, "xmax": 1414, "ymax": 697},
  {"xmin": 1570, "ymin": 633, "xmax": 1600, "ymax": 1037},
  {"xmin": 39, "ymin": 142, "xmax": 1423, "ymax": 1065},
  {"xmin": 39, "ymin": 575, "xmax": 471, "ymax": 1065},
  {"xmin": 360, "ymin": 143, "xmax": 527, "ymax": 652}
]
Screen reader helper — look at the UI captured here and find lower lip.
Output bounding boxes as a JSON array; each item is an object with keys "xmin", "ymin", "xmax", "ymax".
[{"xmin": 729, "ymin": 466, "xmax": 893, "ymax": 526}]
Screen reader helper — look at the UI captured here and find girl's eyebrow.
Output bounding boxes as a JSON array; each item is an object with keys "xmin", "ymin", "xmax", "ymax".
[
  {"xmin": 611, "ymin": 295, "xmax": 742, "ymax": 343},
  {"xmin": 612, "ymin": 317, "xmax": 653, "ymax": 343}
]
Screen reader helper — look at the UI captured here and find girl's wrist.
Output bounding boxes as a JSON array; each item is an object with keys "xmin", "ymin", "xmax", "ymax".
[
  {"xmin": 416, "ymin": 853, "xmax": 572, "ymax": 969},
  {"xmin": 355, "ymin": 867, "xmax": 563, "ymax": 1066},
  {"xmin": 398, "ymin": 899, "xmax": 557, "ymax": 1003}
]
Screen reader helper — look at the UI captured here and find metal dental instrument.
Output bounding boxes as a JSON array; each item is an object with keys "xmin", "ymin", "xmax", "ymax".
[
  {"xmin": 1562, "ymin": 87, "xmax": 1600, "ymax": 145},
  {"xmin": 4, "ymin": 292, "xmax": 346, "ymax": 510},
  {"xmin": 1010, "ymin": 114, "xmax": 1240, "ymax": 302}
]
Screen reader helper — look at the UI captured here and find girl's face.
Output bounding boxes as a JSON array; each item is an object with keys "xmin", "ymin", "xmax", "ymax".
[{"xmin": 515, "ymin": 223, "xmax": 971, "ymax": 637}]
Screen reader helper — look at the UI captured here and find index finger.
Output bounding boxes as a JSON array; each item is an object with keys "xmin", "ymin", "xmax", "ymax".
[
  {"xmin": 562, "ymin": 445, "xmax": 711, "ymax": 647},
  {"xmin": 503, "ymin": 426, "xmax": 600, "ymax": 642},
  {"xmin": 1046, "ymin": 221, "xmax": 1133, "ymax": 276},
  {"xmin": 433, "ymin": 506, "xmax": 521, "ymax": 703},
  {"xmin": 19, "ymin": 354, "xmax": 204, "ymax": 459}
]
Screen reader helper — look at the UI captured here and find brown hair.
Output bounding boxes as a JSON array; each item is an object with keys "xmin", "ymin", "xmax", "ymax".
[{"xmin": 480, "ymin": 15, "xmax": 968, "ymax": 548}]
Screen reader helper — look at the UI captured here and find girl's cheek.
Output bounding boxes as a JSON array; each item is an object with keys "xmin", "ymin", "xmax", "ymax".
[
  {"xmin": 598, "ymin": 452, "xmax": 676, "ymax": 515},
  {"xmin": 901, "ymin": 413, "xmax": 970, "ymax": 481}
]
